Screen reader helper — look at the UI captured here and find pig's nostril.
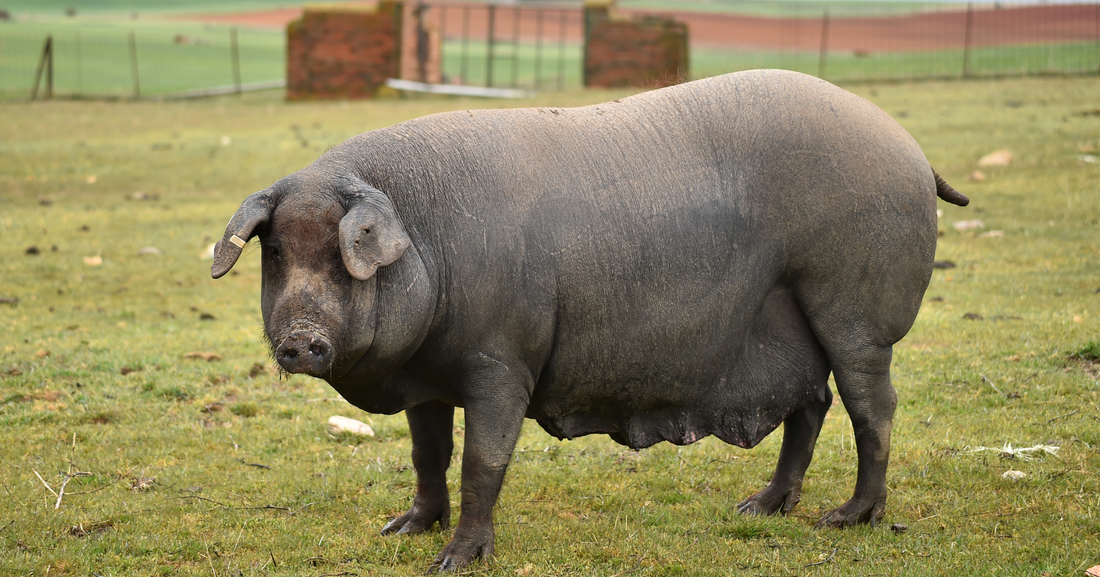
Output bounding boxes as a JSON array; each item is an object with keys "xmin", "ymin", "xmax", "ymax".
[{"xmin": 309, "ymin": 342, "xmax": 327, "ymax": 357}]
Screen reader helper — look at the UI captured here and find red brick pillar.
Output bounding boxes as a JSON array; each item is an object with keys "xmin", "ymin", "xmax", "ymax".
[
  {"xmin": 583, "ymin": 0, "xmax": 689, "ymax": 89},
  {"xmin": 286, "ymin": 3, "xmax": 402, "ymax": 100}
]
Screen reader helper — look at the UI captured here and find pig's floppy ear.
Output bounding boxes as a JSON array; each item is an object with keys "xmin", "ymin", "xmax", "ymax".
[
  {"xmin": 211, "ymin": 190, "xmax": 274, "ymax": 279},
  {"xmin": 339, "ymin": 187, "xmax": 411, "ymax": 282}
]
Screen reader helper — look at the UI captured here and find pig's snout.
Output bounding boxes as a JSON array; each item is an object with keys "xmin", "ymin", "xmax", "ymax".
[{"xmin": 275, "ymin": 331, "xmax": 334, "ymax": 375}]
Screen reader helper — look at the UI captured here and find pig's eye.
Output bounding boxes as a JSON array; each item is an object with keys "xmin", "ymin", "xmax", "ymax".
[{"xmin": 263, "ymin": 244, "xmax": 281, "ymax": 260}]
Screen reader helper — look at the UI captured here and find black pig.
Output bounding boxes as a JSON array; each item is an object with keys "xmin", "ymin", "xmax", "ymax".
[{"xmin": 212, "ymin": 70, "xmax": 967, "ymax": 571}]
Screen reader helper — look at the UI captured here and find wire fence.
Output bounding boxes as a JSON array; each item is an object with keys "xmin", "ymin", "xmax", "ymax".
[
  {"xmin": 1, "ymin": 2, "xmax": 1098, "ymax": 100},
  {"xmin": 0, "ymin": 20, "xmax": 284, "ymax": 100},
  {"xmin": 684, "ymin": 1, "xmax": 1100, "ymax": 81},
  {"xmin": 429, "ymin": 2, "xmax": 585, "ymax": 90}
]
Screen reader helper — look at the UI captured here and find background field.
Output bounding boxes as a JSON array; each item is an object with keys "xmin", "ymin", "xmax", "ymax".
[
  {"xmin": 0, "ymin": 20, "xmax": 285, "ymax": 99},
  {"xmin": 1, "ymin": 74, "xmax": 1099, "ymax": 575},
  {"xmin": 2, "ymin": 1, "xmax": 1098, "ymax": 98}
]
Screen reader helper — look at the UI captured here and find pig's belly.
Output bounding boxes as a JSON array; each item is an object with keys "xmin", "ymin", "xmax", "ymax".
[
  {"xmin": 529, "ymin": 369, "xmax": 827, "ymax": 450},
  {"xmin": 526, "ymin": 287, "xmax": 832, "ymax": 450}
]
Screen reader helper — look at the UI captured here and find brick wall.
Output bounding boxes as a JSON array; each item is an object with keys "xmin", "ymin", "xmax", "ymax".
[
  {"xmin": 584, "ymin": 0, "xmax": 689, "ymax": 89},
  {"xmin": 287, "ymin": 3, "xmax": 402, "ymax": 100}
]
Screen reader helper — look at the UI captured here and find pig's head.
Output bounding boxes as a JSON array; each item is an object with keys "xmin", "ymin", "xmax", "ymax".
[{"xmin": 211, "ymin": 173, "xmax": 434, "ymax": 383}]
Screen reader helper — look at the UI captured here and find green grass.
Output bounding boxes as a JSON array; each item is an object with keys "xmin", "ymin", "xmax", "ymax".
[
  {"xmin": 694, "ymin": 41, "xmax": 1100, "ymax": 82},
  {"xmin": 1, "ymin": 76, "xmax": 1100, "ymax": 576},
  {"xmin": 0, "ymin": 0, "xmax": 992, "ymax": 19},
  {"xmin": 619, "ymin": 0, "xmax": 963, "ymax": 18},
  {"xmin": 0, "ymin": 19, "xmax": 285, "ymax": 99},
  {"xmin": 1, "ymin": 0, "xmax": 305, "ymax": 16},
  {"xmin": 4, "ymin": 6, "xmax": 1099, "ymax": 98}
]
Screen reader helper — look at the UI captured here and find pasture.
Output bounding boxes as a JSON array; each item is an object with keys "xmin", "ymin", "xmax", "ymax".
[{"xmin": 1, "ymin": 75, "xmax": 1099, "ymax": 576}]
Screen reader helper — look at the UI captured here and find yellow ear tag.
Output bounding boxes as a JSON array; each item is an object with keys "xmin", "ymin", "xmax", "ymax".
[{"xmin": 230, "ymin": 235, "xmax": 247, "ymax": 248}]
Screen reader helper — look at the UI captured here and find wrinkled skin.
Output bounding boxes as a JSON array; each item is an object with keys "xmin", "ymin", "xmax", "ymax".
[{"xmin": 212, "ymin": 70, "xmax": 967, "ymax": 572}]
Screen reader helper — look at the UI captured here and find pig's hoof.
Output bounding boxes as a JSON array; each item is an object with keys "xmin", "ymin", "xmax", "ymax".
[
  {"xmin": 736, "ymin": 485, "xmax": 800, "ymax": 516},
  {"xmin": 814, "ymin": 496, "xmax": 886, "ymax": 529},
  {"xmin": 429, "ymin": 528, "xmax": 494, "ymax": 572},
  {"xmin": 381, "ymin": 503, "xmax": 450, "ymax": 535}
]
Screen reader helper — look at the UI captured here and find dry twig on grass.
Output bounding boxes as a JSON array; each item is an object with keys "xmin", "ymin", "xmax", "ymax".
[
  {"xmin": 980, "ymin": 374, "xmax": 1007, "ymax": 397},
  {"xmin": 804, "ymin": 547, "xmax": 837, "ymax": 568},
  {"xmin": 33, "ymin": 470, "xmax": 58, "ymax": 497},
  {"xmin": 1044, "ymin": 409, "xmax": 1080, "ymax": 424}
]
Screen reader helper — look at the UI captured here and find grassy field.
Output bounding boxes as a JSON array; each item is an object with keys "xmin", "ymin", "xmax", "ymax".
[
  {"xmin": 4, "ymin": 1, "xmax": 1099, "ymax": 99},
  {"xmin": 0, "ymin": 19, "xmax": 285, "ymax": 99},
  {"xmin": 0, "ymin": 0, "xmax": 305, "ymax": 16},
  {"xmin": 694, "ymin": 41, "xmax": 1100, "ymax": 82},
  {"xmin": 1, "ymin": 76, "xmax": 1099, "ymax": 576},
  {"xmin": 1, "ymin": 0, "xmax": 984, "ymax": 18}
]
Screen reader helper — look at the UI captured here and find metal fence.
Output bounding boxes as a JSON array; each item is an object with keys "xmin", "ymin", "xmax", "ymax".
[
  {"xmin": 0, "ymin": 21, "xmax": 285, "ymax": 100},
  {"xmin": 1, "ymin": 2, "xmax": 1098, "ymax": 101},
  {"xmin": 416, "ymin": 0, "xmax": 1100, "ymax": 90},
  {"xmin": 682, "ymin": 1, "xmax": 1100, "ymax": 81},
  {"xmin": 425, "ymin": 2, "xmax": 585, "ymax": 90}
]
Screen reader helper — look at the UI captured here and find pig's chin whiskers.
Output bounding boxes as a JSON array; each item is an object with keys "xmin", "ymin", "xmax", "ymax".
[
  {"xmin": 274, "ymin": 360, "xmax": 291, "ymax": 381},
  {"xmin": 268, "ymin": 346, "xmax": 290, "ymax": 380}
]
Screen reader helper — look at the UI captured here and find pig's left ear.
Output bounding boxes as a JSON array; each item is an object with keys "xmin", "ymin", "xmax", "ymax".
[{"xmin": 339, "ymin": 187, "xmax": 411, "ymax": 281}]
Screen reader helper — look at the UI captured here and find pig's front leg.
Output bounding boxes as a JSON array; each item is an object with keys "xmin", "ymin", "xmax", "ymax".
[
  {"xmin": 382, "ymin": 401, "xmax": 454, "ymax": 535},
  {"xmin": 430, "ymin": 360, "xmax": 531, "ymax": 572}
]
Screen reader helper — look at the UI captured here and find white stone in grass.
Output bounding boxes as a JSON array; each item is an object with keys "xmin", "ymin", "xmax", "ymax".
[
  {"xmin": 977, "ymin": 149, "xmax": 1013, "ymax": 167},
  {"xmin": 1001, "ymin": 470, "xmax": 1027, "ymax": 481},
  {"xmin": 954, "ymin": 219, "xmax": 985, "ymax": 232},
  {"xmin": 328, "ymin": 415, "xmax": 374, "ymax": 437}
]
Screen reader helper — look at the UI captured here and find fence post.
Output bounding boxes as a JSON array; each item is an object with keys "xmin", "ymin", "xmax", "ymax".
[
  {"xmin": 230, "ymin": 27, "xmax": 241, "ymax": 93},
  {"xmin": 460, "ymin": 6, "xmax": 470, "ymax": 85},
  {"xmin": 439, "ymin": 7, "xmax": 448, "ymax": 82},
  {"xmin": 30, "ymin": 35, "xmax": 53, "ymax": 100},
  {"xmin": 818, "ymin": 9, "xmax": 829, "ymax": 80},
  {"xmin": 76, "ymin": 30, "xmax": 83, "ymax": 96},
  {"xmin": 415, "ymin": 3, "xmax": 428, "ymax": 83},
  {"xmin": 535, "ymin": 8, "xmax": 544, "ymax": 89},
  {"xmin": 557, "ymin": 9, "xmax": 566, "ymax": 91},
  {"xmin": 511, "ymin": 6, "xmax": 520, "ymax": 88},
  {"xmin": 129, "ymin": 30, "xmax": 141, "ymax": 99},
  {"xmin": 487, "ymin": 3, "xmax": 496, "ymax": 87},
  {"xmin": 962, "ymin": 2, "xmax": 973, "ymax": 78}
]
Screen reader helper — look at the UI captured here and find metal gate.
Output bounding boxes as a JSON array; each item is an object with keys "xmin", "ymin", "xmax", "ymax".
[{"xmin": 411, "ymin": 1, "xmax": 584, "ymax": 91}]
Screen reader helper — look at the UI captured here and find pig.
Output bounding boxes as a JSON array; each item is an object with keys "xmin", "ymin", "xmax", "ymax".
[{"xmin": 212, "ymin": 69, "xmax": 968, "ymax": 571}]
